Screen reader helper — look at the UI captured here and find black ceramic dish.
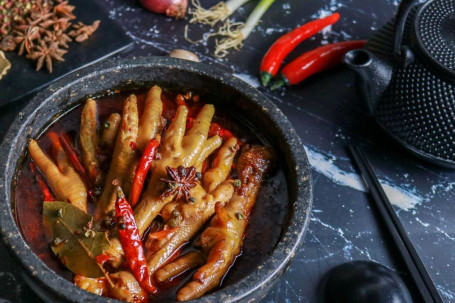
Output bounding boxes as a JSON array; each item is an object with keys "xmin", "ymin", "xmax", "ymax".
[{"xmin": 0, "ymin": 57, "xmax": 312, "ymax": 303}]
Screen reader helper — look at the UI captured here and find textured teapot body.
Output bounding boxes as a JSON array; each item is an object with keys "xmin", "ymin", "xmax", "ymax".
[{"xmin": 344, "ymin": 0, "xmax": 455, "ymax": 167}]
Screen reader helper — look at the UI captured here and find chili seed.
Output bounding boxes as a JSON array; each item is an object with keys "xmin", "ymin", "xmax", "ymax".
[
  {"xmin": 233, "ymin": 179, "xmax": 241, "ymax": 187},
  {"xmin": 235, "ymin": 212, "xmax": 244, "ymax": 220}
]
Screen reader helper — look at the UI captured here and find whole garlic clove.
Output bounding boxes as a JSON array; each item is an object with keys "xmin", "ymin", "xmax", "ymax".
[{"xmin": 169, "ymin": 49, "xmax": 200, "ymax": 62}]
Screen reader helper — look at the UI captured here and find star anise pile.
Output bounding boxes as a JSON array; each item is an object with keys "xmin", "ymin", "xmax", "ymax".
[
  {"xmin": 0, "ymin": 0, "xmax": 100, "ymax": 73},
  {"xmin": 160, "ymin": 166, "xmax": 201, "ymax": 203}
]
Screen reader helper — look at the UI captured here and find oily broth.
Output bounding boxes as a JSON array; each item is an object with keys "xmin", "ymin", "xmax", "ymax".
[{"xmin": 13, "ymin": 88, "xmax": 289, "ymax": 300}]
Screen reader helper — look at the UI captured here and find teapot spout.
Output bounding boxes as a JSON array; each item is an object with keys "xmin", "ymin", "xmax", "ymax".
[{"xmin": 343, "ymin": 49, "xmax": 392, "ymax": 114}]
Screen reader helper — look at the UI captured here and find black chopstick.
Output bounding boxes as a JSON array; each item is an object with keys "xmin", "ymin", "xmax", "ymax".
[{"xmin": 348, "ymin": 145, "xmax": 443, "ymax": 303}]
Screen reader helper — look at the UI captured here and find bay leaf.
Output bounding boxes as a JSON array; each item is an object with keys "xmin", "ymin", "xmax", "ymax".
[{"xmin": 43, "ymin": 201, "xmax": 110, "ymax": 278}]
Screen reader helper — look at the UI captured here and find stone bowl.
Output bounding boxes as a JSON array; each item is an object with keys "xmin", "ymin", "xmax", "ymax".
[{"xmin": 0, "ymin": 57, "xmax": 312, "ymax": 303}]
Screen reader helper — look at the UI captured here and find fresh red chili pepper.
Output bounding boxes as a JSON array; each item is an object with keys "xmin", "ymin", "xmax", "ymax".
[
  {"xmin": 129, "ymin": 138, "xmax": 160, "ymax": 206},
  {"xmin": 259, "ymin": 12, "xmax": 340, "ymax": 86},
  {"xmin": 115, "ymin": 186, "xmax": 157, "ymax": 294},
  {"xmin": 271, "ymin": 40, "xmax": 366, "ymax": 90},
  {"xmin": 29, "ymin": 162, "xmax": 55, "ymax": 201},
  {"xmin": 58, "ymin": 134, "xmax": 94, "ymax": 199}
]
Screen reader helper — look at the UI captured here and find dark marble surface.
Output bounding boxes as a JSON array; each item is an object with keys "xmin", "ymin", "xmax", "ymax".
[{"xmin": 1, "ymin": 0, "xmax": 454, "ymax": 302}]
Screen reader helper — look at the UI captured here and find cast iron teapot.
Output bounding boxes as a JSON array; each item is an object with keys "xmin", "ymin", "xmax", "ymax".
[{"xmin": 344, "ymin": 0, "xmax": 455, "ymax": 168}]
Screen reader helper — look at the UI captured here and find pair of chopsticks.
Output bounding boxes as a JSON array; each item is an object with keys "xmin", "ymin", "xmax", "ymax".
[{"xmin": 348, "ymin": 145, "xmax": 443, "ymax": 303}]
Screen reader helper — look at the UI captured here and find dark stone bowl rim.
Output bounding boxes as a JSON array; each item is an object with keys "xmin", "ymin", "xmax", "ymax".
[{"xmin": 0, "ymin": 56, "xmax": 312, "ymax": 303}]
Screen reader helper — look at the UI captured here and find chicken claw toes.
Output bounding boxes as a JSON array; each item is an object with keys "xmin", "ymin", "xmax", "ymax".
[
  {"xmin": 176, "ymin": 145, "xmax": 274, "ymax": 301},
  {"xmin": 28, "ymin": 137, "xmax": 87, "ymax": 212}
]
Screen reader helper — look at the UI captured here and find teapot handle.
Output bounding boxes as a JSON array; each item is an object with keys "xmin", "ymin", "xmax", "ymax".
[{"xmin": 393, "ymin": 0, "xmax": 423, "ymax": 64}]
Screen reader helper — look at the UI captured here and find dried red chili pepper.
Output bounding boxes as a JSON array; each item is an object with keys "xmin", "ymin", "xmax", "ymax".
[
  {"xmin": 95, "ymin": 253, "xmax": 110, "ymax": 265},
  {"xmin": 208, "ymin": 123, "xmax": 234, "ymax": 141},
  {"xmin": 259, "ymin": 12, "xmax": 340, "ymax": 86},
  {"xmin": 115, "ymin": 186, "xmax": 157, "ymax": 294},
  {"xmin": 148, "ymin": 227, "xmax": 179, "ymax": 240},
  {"xmin": 176, "ymin": 94, "xmax": 187, "ymax": 107},
  {"xmin": 29, "ymin": 162, "xmax": 55, "ymax": 201},
  {"xmin": 186, "ymin": 117, "xmax": 194, "ymax": 129},
  {"xmin": 271, "ymin": 40, "xmax": 366, "ymax": 90},
  {"xmin": 129, "ymin": 138, "xmax": 160, "ymax": 206},
  {"xmin": 58, "ymin": 134, "xmax": 94, "ymax": 199}
]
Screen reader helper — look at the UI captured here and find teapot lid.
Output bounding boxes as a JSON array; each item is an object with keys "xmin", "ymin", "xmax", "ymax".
[{"xmin": 415, "ymin": 0, "xmax": 455, "ymax": 77}]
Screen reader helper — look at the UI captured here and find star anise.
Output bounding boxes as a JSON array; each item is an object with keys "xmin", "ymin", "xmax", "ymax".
[
  {"xmin": 26, "ymin": 40, "xmax": 66, "ymax": 73},
  {"xmin": 44, "ymin": 28, "xmax": 71, "ymax": 48},
  {"xmin": 30, "ymin": 0, "xmax": 53, "ymax": 18},
  {"xmin": 68, "ymin": 20, "xmax": 100, "ymax": 43},
  {"xmin": 160, "ymin": 166, "xmax": 200, "ymax": 203},
  {"xmin": 14, "ymin": 24, "xmax": 40, "ymax": 55},
  {"xmin": 52, "ymin": 17, "xmax": 71, "ymax": 31},
  {"xmin": 53, "ymin": 1, "xmax": 75, "ymax": 20},
  {"xmin": 0, "ymin": 35, "xmax": 17, "ymax": 52},
  {"xmin": 29, "ymin": 12, "xmax": 53, "ymax": 26}
]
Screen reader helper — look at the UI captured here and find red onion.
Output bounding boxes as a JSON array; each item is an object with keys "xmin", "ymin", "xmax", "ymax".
[{"xmin": 139, "ymin": 0, "xmax": 187, "ymax": 18}]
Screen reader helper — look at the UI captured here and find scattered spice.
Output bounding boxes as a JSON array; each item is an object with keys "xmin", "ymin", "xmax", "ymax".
[
  {"xmin": 235, "ymin": 212, "xmax": 244, "ymax": 220},
  {"xmin": 233, "ymin": 179, "xmax": 241, "ymax": 187},
  {"xmin": 68, "ymin": 20, "xmax": 100, "ymax": 42},
  {"xmin": 0, "ymin": 0, "xmax": 100, "ymax": 73},
  {"xmin": 26, "ymin": 40, "xmax": 66, "ymax": 72},
  {"xmin": 0, "ymin": 0, "xmax": 35, "ymax": 39},
  {"xmin": 160, "ymin": 165, "xmax": 198, "ymax": 203},
  {"xmin": 0, "ymin": 36, "xmax": 16, "ymax": 51}
]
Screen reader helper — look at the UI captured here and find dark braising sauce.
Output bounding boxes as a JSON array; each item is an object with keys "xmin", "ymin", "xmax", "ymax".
[{"xmin": 13, "ymin": 89, "xmax": 289, "ymax": 301}]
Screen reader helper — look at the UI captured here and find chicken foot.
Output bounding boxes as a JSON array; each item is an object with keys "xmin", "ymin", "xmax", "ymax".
[
  {"xmin": 28, "ymin": 133, "xmax": 88, "ymax": 212},
  {"xmin": 176, "ymin": 145, "xmax": 274, "ymax": 301}
]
